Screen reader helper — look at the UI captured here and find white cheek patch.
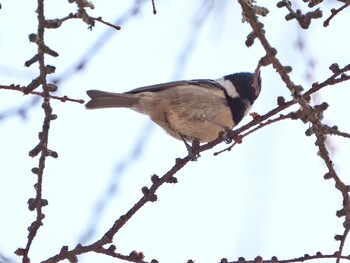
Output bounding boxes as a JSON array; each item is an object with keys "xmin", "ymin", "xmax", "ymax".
[{"xmin": 214, "ymin": 78, "xmax": 239, "ymax": 98}]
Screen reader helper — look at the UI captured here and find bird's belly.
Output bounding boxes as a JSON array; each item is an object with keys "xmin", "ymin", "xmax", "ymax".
[
  {"xmin": 137, "ymin": 90, "xmax": 234, "ymax": 143},
  {"xmin": 179, "ymin": 123, "xmax": 228, "ymax": 142},
  {"xmin": 166, "ymin": 109, "xmax": 234, "ymax": 143}
]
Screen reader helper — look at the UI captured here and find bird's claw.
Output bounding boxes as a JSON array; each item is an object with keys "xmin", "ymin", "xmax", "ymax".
[
  {"xmin": 221, "ymin": 128, "xmax": 232, "ymax": 144},
  {"xmin": 179, "ymin": 134, "xmax": 201, "ymax": 161},
  {"xmin": 188, "ymin": 150, "xmax": 201, "ymax": 161},
  {"xmin": 187, "ymin": 140, "xmax": 200, "ymax": 161}
]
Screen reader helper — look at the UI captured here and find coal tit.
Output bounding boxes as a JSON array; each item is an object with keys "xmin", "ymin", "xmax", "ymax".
[{"xmin": 86, "ymin": 72, "xmax": 261, "ymax": 156}]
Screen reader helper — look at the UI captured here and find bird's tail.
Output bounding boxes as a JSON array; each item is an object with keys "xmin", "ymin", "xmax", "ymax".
[{"xmin": 85, "ymin": 90, "xmax": 139, "ymax": 109}]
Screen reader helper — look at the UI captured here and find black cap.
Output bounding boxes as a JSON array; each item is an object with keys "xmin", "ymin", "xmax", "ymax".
[{"xmin": 224, "ymin": 72, "xmax": 262, "ymax": 105}]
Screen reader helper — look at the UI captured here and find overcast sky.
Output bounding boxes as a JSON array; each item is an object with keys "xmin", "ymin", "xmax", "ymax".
[{"xmin": 1, "ymin": 1, "xmax": 350, "ymax": 263}]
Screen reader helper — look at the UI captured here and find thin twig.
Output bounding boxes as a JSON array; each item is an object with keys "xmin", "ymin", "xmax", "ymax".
[
  {"xmin": 93, "ymin": 17, "xmax": 121, "ymax": 30},
  {"xmin": 0, "ymin": 85, "xmax": 85, "ymax": 104},
  {"xmin": 214, "ymin": 113, "xmax": 293, "ymax": 156},
  {"xmin": 225, "ymin": 253, "xmax": 350, "ymax": 263},
  {"xmin": 95, "ymin": 247, "xmax": 152, "ymax": 263},
  {"xmin": 323, "ymin": 2, "xmax": 350, "ymax": 27},
  {"xmin": 277, "ymin": 0, "xmax": 322, "ymax": 29},
  {"xmin": 151, "ymin": 0, "xmax": 157, "ymax": 14}
]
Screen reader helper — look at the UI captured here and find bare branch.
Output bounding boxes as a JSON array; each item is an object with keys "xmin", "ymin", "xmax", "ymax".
[
  {"xmin": 277, "ymin": 0, "xmax": 323, "ymax": 29},
  {"xmin": 323, "ymin": 2, "xmax": 350, "ymax": 27},
  {"xmin": 0, "ymin": 85, "xmax": 85, "ymax": 104},
  {"xmin": 224, "ymin": 252, "xmax": 350, "ymax": 263}
]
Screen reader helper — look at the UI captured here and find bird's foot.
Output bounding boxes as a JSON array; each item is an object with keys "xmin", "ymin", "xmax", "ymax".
[
  {"xmin": 221, "ymin": 127, "xmax": 232, "ymax": 144},
  {"xmin": 180, "ymin": 134, "xmax": 200, "ymax": 161},
  {"xmin": 184, "ymin": 140, "xmax": 200, "ymax": 161},
  {"xmin": 189, "ymin": 140, "xmax": 201, "ymax": 161}
]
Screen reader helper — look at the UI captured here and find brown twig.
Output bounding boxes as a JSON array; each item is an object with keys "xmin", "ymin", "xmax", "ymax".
[
  {"xmin": 0, "ymin": 84, "xmax": 85, "ymax": 104},
  {"xmin": 239, "ymin": 0, "xmax": 302, "ymax": 97},
  {"xmin": 14, "ymin": 0, "xmax": 54, "ymax": 262},
  {"xmin": 214, "ymin": 113, "xmax": 293, "ymax": 156},
  {"xmin": 43, "ymin": 4, "xmax": 121, "ymax": 31},
  {"xmin": 277, "ymin": 0, "xmax": 323, "ymax": 29},
  {"xmin": 322, "ymin": 124, "xmax": 350, "ymax": 138},
  {"xmin": 224, "ymin": 252, "xmax": 350, "ymax": 263},
  {"xmin": 151, "ymin": 0, "xmax": 157, "ymax": 14},
  {"xmin": 305, "ymin": 63, "xmax": 350, "ymax": 98},
  {"xmin": 323, "ymin": 2, "xmax": 350, "ymax": 27},
  {"xmin": 95, "ymin": 247, "xmax": 153, "ymax": 263},
  {"xmin": 253, "ymin": 61, "xmax": 262, "ymax": 97},
  {"xmin": 93, "ymin": 17, "xmax": 121, "ymax": 30}
]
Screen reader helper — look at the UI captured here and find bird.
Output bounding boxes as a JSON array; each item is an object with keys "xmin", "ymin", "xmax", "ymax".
[{"xmin": 86, "ymin": 72, "xmax": 261, "ymax": 159}]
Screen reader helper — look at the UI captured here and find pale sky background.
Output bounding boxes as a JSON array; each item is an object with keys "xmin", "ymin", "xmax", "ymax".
[{"xmin": 1, "ymin": 1, "xmax": 350, "ymax": 263}]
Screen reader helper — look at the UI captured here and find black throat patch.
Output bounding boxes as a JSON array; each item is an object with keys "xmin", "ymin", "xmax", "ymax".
[{"xmin": 224, "ymin": 95, "xmax": 247, "ymax": 125}]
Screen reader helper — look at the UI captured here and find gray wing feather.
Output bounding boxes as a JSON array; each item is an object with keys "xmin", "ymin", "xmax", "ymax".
[
  {"xmin": 125, "ymin": 79, "xmax": 223, "ymax": 94},
  {"xmin": 85, "ymin": 79, "xmax": 224, "ymax": 109}
]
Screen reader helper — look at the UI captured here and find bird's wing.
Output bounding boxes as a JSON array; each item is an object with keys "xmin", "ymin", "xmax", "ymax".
[{"xmin": 124, "ymin": 79, "xmax": 224, "ymax": 94}]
